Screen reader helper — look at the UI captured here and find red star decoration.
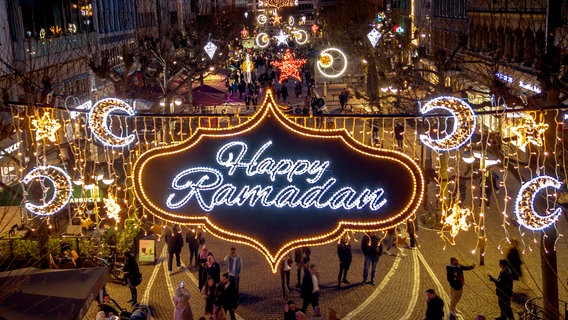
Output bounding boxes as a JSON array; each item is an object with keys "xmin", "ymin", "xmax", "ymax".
[{"xmin": 272, "ymin": 49, "xmax": 307, "ymax": 83}]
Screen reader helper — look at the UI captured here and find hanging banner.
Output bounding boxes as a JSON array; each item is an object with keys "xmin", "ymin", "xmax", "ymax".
[{"xmin": 133, "ymin": 91, "xmax": 424, "ymax": 272}]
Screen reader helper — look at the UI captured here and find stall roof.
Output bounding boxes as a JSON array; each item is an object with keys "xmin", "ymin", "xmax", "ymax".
[{"xmin": 0, "ymin": 267, "xmax": 108, "ymax": 320}]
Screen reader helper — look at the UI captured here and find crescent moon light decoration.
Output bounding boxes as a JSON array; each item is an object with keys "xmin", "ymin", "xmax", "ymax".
[
  {"xmin": 257, "ymin": 14, "xmax": 267, "ymax": 24},
  {"xmin": 515, "ymin": 176, "xmax": 563, "ymax": 231},
  {"xmin": 419, "ymin": 96, "xmax": 476, "ymax": 152},
  {"xmin": 293, "ymin": 29, "xmax": 308, "ymax": 45},
  {"xmin": 316, "ymin": 48, "xmax": 348, "ymax": 78},
  {"xmin": 23, "ymin": 165, "xmax": 72, "ymax": 216},
  {"xmin": 255, "ymin": 33, "xmax": 270, "ymax": 48},
  {"xmin": 88, "ymin": 98, "xmax": 136, "ymax": 148}
]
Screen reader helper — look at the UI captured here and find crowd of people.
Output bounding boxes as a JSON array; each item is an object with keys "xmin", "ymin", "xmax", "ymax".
[{"xmin": 95, "ymin": 224, "xmax": 523, "ymax": 320}]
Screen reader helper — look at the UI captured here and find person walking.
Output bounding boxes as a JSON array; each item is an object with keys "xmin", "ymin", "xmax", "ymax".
[
  {"xmin": 223, "ymin": 247, "xmax": 243, "ymax": 292},
  {"xmin": 123, "ymin": 251, "xmax": 142, "ymax": 306},
  {"xmin": 338, "ymin": 91, "xmax": 347, "ymax": 112},
  {"xmin": 173, "ymin": 283, "xmax": 194, "ymax": 320},
  {"xmin": 336, "ymin": 234, "xmax": 352, "ymax": 288},
  {"xmin": 198, "ymin": 245, "xmax": 210, "ymax": 290},
  {"xmin": 301, "ymin": 263, "xmax": 320, "ymax": 316},
  {"xmin": 361, "ymin": 232, "xmax": 382, "ymax": 285},
  {"xmin": 185, "ymin": 228, "xmax": 201, "ymax": 268},
  {"xmin": 217, "ymin": 273, "xmax": 239, "ymax": 320},
  {"xmin": 206, "ymin": 254, "xmax": 221, "ymax": 284},
  {"xmin": 281, "ymin": 253, "xmax": 294, "ymax": 298},
  {"xmin": 394, "ymin": 122, "xmax": 405, "ymax": 148},
  {"xmin": 489, "ymin": 259, "xmax": 515, "ymax": 320},
  {"xmin": 425, "ymin": 289, "xmax": 444, "ymax": 320},
  {"xmin": 165, "ymin": 226, "xmax": 184, "ymax": 275},
  {"xmin": 281, "ymin": 84, "xmax": 289, "ymax": 102},
  {"xmin": 505, "ymin": 239, "xmax": 522, "ymax": 281},
  {"xmin": 200, "ymin": 276, "xmax": 217, "ymax": 316},
  {"xmin": 294, "ymin": 247, "xmax": 311, "ymax": 288},
  {"xmin": 446, "ymin": 257, "xmax": 476, "ymax": 320}
]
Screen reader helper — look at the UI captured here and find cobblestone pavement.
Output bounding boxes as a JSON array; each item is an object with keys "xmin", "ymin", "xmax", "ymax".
[{"xmin": 84, "ymin": 82, "xmax": 568, "ymax": 319}]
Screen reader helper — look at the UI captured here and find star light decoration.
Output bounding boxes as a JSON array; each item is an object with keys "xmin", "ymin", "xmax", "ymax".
[
  {"xmin": 272, "ymin": 49, "xmax": 307, "ymax": 83},
  {"xmin": 32, "ymin": 110, "xmax": 61, "ymax": 142},
  {"xmin": 511, "ymin": 113, "xmax": 548, "ymax": 148},
  {"xmin": 274, "ymin": 30, "xmax": 289, "ymax": 46},
  {"xmin": 204, "ymin": 41, "xmax": 218, "ymax": 59},
  {"xmin": 272, "ymin": 15, "xmax": 282, "ymax": 24},
  {"xmin": 367, "ymin": 28, "xmax": 382, "ymax": 47},
  {"xmin": 443, "ymin": 204, "xmax": 472, "ymax": 239},
  {"xmin": 104, "ymin": 195, "xmax": 122, "ymax": 223}
]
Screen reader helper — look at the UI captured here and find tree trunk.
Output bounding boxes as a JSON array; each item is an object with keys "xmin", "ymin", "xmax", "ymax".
[
  {"xmin": 366, "ymin": 56, "xmax": 379, "ymax": 109},
  {"xmin": 541, "ymin": 227, "xmax": 560, "ymax": 319}
]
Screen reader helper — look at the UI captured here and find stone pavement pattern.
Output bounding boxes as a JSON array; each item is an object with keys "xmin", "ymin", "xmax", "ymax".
[{"xmin": 84, "ymin": 212, "xmax": 568, "ymax": 319}]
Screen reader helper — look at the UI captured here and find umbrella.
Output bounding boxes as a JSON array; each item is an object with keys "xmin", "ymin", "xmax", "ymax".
[{"xmin": 0, "ymin": 267, "xmax": 109, "ymax": 320}]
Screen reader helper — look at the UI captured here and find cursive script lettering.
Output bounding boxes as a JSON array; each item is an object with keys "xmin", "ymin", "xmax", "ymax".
[{"xmin": 166, "ymin": 141, "xmax": 387, "ymax": 212}]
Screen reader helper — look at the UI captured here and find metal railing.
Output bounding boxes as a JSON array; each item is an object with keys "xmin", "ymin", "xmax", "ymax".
[{"xmin": 519, "ymin": 297, "xmax": 567, "ymax": 320}]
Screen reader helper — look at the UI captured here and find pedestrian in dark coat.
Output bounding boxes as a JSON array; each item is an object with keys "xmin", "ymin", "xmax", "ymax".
[
  {"xmin": 489, "ymin": 259, "xmax": 515, "ymax": 320},
  {"xmin": 425, "ymin": 289, "xmax": 444, "ymax": 320},
  {"xmin": 361, "ymin": 233, "xmax": 382, "ymax": 285},
  {"xmin": 394, "ymin": 122, "xmax": 405, "ymax": 148},
  {"xmin": 339, "ymin": 91, "xmax": 347, "ymax": 111},
  {"xmin": 186, "ymin": 228, "xmax": 201, "ymax": 268},
  {"xmin": 123, "ymin": 251, "xmax": 142, "ymax": 306},
  {"xmin": 281, "ymin": 85, "xmax": 289, "ymax": 102},
  {"xmin": 217, "ymin": 273, "xmax": 238, "ymax": 320},
  {"xmin": 446, "ymin": 257, "xmax": 475, "ymax": 319},
  {"xmin": 294, "ymin": 247, "xmax": 311, "ymax": 287},
  {"xmin": 505, "ymin": 239, "xmax": 522, "ymax": 281},
  {"xmin": 336, "ymin": 234, "xmax": 352, "ymax": 288},
  {"xmin": 165, "ymin": 226, "xmax": 184, "ymax": 275},
  {"xmin": 300, "ymin": 264, "xmax": 320, "ymax": 315},
  {"xmin": 206, "ymin": 254, "xmax": 221, "ymax": 284}
]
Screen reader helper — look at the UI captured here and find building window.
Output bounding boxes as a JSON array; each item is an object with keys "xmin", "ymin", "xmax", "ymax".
[{"xmin": 21, "ymin": 0, "xmax": 93, "ymax": 38}]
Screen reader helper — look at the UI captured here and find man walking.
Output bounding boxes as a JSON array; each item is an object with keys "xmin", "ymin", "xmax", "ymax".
[
  {"xmin": 361, "ymin": 232, "xmax": 382, "ymax": 285},
  {"xmin": 446, "ymin": 257, "xmax": 476, "ymax": 319},
  {"xmin": 336, "ymin": 234, "xmax": 352, "ymax": 288},
  {"xmin": 224, "ymin": 247, "xmax": 243, "ymax": 292},
  {"xmin": 185, "ymin": 228, "xmax": 201, "ymax": 268},
  {"xmin": 217, "ymin": 273, "xmax": 239, "ymax": 320},
  {"xmin": 425, "ymin": 289, "xmax": 445, "ymax": 320},
  {"xmin": 489, "ymin": 259, "xmax": 514, "ymax": 320},
  {"xmin": 165, "ymin": 225, "xmax": 183, "ymax": 275}
]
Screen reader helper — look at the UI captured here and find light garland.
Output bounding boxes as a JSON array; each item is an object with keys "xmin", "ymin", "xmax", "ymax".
[
  {"xmin": 88, "ymin": 98, "xmax": 136, "ymax": 147},
  {"xmin": 132, "ymin": 90, "xmax": 425, "ymax": 273},
  {"xmin": 23, "ymin": 165, "xmax": 72, "ymax": 216},
  {"xmin": 419, "ymin": 96, "xmax": 476, "ymax": 152},
  {"xmin": 255, "ymin": 33, "xmax": 270, "ymax": 48},
  {"xmin": 316, "ymin": 48, "xmax": 348, "ymax": 78},
  {"xmin": 367, "ymin": 28, "xmax": 382, "ymax": 47},
  {"xmin": 274, "ymin": 30, "xmax": 289, "ymax": 46},
  {"xmin": 204, "ymin": 41, "xmax": 218, "ymax": 59},
  {"xmin": 32, "ymin": 110, "xmax": 61, "ymax": 142},
  {"xmin": 241, "ymin": 60, "xmax": 254, "ymax": 73},
  {"xmin": 511, "ymin": 113, "xmax": 548, "ymax": 147},
  {"xmin": 515, "ymin": 176, "xmax": 562, "ymax": 231},
  {"xmin": 272, "ymin": 49, "xmax": 307, "ymax": 83},
  {"xmin": 288, "ymin": 16, "xmax": 294, "ymax": 26}
]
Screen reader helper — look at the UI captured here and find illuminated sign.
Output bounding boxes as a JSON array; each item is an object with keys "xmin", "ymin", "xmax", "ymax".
[
  {"xmin": 495, "ymin": 72, "xmax": 542, "ymax": 94},
  {"xmin": 0, "ymin": 142, "xmax": 21, "ymax": 159},
  {"xmin": 261, "ymin": 0, "xmax": 298, "ymax": 8},
  {"xmin": 133, "ymin": 91, "xmax": 424, "ymax": 272}
]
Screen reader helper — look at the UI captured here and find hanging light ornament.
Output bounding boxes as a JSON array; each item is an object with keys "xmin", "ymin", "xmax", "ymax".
[
  {"xmin": 32, "ymin": 110, "xmax": 61, "ymax": 142},
  {"xmin": 367, "ymin": 28, "xmax": 382, "ymax": 47},
  {"xmin": 443, "ymin": 204, "xmax": 472, "ymax": 238},
  {"xmin": 257, "ymin": 14, "xmax": 268, "ymax": 25},
  {"xmin": 511, "ymin": 113, "xmax": 548, "ymax": 147},
  {"xmin": 272, "ymin": 49, "xmax": 307, "ymax": 83},
  {"xmin": 274, "ymin": 30, "xmax": 289, "ymax": 46},
  {"xmin": 88, "ymin": 98, "xmax": 136, "ymax": 147},
  {"xmin": 293, "ymin": 29, "xmax": 308, "ymax": 45},
  {"xmin": 515, "ymin": 176, "xmax": 562, "ymax": 231},
  {"xmin": 256, "ymin": 33, "xmax": 270, "ymax": 48},
  {"xmin": 419, "ymin": 96, "xmax": 476, "ymax": 152},
  {"xmin": 23, "ymin": 165, "xmax": 72, "ymax": 216},
  {"xmin": 104, "ymin": 194, "xmax": 122, "ymax": 222},
  {"xmin": 204, "ymin": 41, "xmax": 218, "ymax": 59},
  {"xmin": 241, "ymin": 27, "xmax": 249, "ymax": 38},
  {"xmin": 316, "ymin": 48, "xmax": 348, "ymax": 78}
]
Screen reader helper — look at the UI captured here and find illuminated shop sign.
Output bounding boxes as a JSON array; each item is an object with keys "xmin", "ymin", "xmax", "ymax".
[
  {"xmin": 259, "ymin": 0, "xmax": 298, "ymax": 8},
  {"xmin": 495, "ymin": 72, "xmax": 541, "ymax": 94},
  {"xmin": 133, "ymin": 91, "xmax": 424, "ymax": 272},
  {"xmin": 0, "ymin": 142, "xmax": 21, "ymax": 159}
]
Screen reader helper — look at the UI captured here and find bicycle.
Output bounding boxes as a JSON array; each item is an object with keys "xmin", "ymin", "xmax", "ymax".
[{"xmin": 83, "ymin": 253, "xmax": 125, "ymax": 284}]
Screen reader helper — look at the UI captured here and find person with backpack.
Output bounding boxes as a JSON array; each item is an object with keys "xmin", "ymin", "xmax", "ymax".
[{"xmin": 361, "ymin": 232, "xmax": 382, "ymax": 285}]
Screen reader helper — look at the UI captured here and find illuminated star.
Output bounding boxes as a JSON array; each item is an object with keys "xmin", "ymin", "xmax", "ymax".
[
  {"xmin": 511, "ymin": 114, "xmax": 548, "ymax": 148},
  {"xmin": 272, "ymin": 15, "xmax": 282, "ymax": 24},
  {"xmin": 274, "ymin": 30, "xmax": 289, "ymax": 46},
  {"xmin": 272, "ymin": 49, "xmax": 307, "ymax": 83},
  {"xmin": 104, "ymin": 195, "xmax": 122, "ymax": 222},
  {"xmin": 443, "ymin": 204, "xmax": 472, "ymax": 239},
  {"xmin": 204, "ymin": 41, "xmax": 218, "ymax": 59},
  {"xmin": 32, "ymin": 111, "xmax": 61, "ymax": 142}
]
